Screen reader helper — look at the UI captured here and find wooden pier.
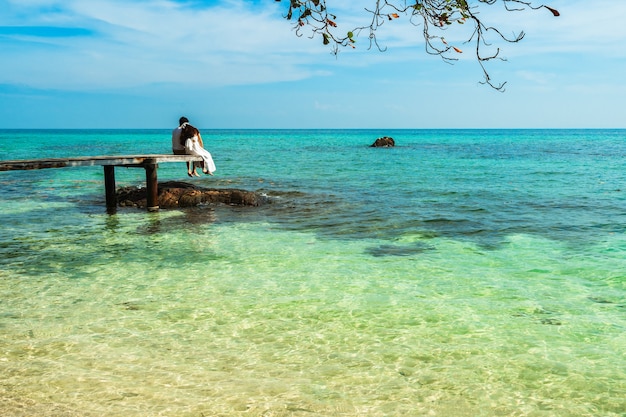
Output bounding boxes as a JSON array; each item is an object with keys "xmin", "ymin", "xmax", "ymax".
[{"xmin": 0, "ymin": 154, "xmax": 203, "ymax": 212}]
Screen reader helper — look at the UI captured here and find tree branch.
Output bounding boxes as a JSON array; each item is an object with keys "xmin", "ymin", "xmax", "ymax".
[{"xmin": 277, "ymin": 0, "xmax": 559, "ymax": 91}]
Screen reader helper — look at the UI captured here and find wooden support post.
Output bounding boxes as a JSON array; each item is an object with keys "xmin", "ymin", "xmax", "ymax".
[
  {"xmin": 144, "ymin": 161, "xmax": 159, "ymax": 212},
  {"xmin": 104, "ymin": 165, "xmax": 117, "ymax": 213}
]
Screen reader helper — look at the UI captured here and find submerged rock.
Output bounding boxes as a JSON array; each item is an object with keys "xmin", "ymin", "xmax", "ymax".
[
  {"xmin": 371, "ymin": 136, "xmax": 395, "ymax": 147},
  {"xmin": 117, "ymin": 181, "xmax": 265, "ymax": 209}
]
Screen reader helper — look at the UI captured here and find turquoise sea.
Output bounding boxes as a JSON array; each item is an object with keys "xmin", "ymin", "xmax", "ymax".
[{"xmin": 0, "ymin": 129, "xmax": 625, "ymax": 416}]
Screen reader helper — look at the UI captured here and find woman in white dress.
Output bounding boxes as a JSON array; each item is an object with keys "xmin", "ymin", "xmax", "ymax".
[{"xmin": 180, "ymin": 123, "xmax": 216, "ymax": 177}]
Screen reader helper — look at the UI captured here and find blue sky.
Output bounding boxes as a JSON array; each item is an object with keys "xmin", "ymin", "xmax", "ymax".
[{"xmin": 0, "ymin": 0, "xmax": 625, "ymax": 129}]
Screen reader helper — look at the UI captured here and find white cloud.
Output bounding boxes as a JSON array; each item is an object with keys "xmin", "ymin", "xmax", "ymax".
[
  {"xmin": 0, "ymin": 0, "xmax": 336, "ymax": 90},
  {"xmin": 0, "ymin": 0, "xmax": 562, "ymax": 91},
  {"xmin": 466, "ymin": 1, "xmax": 626, "ymax": 58}
]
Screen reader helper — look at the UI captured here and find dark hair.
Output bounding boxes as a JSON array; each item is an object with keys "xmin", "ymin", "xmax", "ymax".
[
  {"xmin": 179, "ymin": 116, "xmax": 189, "ymax": 126},
  {"xmin": 180, "ymin": 123, "xmax": 199, "ymax": 145}
]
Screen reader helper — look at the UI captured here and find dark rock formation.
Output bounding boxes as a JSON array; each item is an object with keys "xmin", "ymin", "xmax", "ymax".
[
  {"xmin": 370, "ymin": 136, "xmax": 395, "ymax": 147},
  {"xmin": 117, "ymin": 181, "xmax": 265, "ymax": 209}
]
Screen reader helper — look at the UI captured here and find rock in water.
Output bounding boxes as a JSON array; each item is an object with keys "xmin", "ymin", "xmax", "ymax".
[
  {"xmin": 117, "ymin": 181, "xmax": 265, "ymax": 209},
  {"xmin": 371, "ymin": 136, "xmax": 395, "ymax": 147}
]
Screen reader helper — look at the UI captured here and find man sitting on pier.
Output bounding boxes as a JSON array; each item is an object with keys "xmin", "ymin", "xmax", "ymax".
[
  {"xmin": 172, "ymin": 116, "xmax": 189, "ymax": 155},
  {"xmin": 172, "ymin": 116, "xmax": 193, "ymax": 175}
]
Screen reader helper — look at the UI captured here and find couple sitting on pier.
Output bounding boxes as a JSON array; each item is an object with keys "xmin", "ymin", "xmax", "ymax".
[{"xmin": 172, "ymin": 116, "xmax": 216, "ymax": 177}]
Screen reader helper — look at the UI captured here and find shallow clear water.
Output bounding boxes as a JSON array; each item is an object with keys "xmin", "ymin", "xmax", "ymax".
[{"xmin": 0, "ymin": 129, "xmax": 625, "ymax": 416}]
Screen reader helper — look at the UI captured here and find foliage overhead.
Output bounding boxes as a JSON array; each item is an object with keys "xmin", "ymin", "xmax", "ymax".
[{"xmin": 276, "ymin": 0, "xmax": 560, "ymax": 90}]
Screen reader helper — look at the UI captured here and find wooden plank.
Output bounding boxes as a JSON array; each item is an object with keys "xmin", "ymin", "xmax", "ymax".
[
  {"xmin": 0, "ymin": 159, "xmax": 70, "ymax": 171},
  {"xmin": 0, "ymin": 154, "xmax": 203, "ymax": 171}
]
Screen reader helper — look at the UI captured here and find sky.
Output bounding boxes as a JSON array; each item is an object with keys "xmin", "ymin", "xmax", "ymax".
[{"xmin": 0, "ymin": 0, "xmax": 625, "ymax": 129}]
